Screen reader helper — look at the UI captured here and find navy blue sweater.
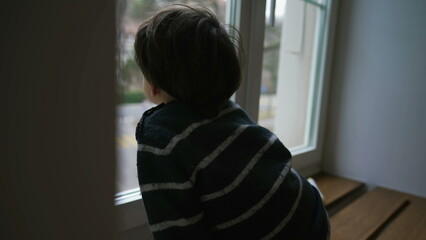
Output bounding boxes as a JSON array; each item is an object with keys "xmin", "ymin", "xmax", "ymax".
[{"xmin": 136, "ymin": 101, "xmax": 329, "ymax": 240}]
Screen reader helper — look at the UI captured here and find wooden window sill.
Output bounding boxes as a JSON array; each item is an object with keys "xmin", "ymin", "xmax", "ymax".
[{"xmin": 314, "ymin": 173, "xmax": 426, "ymax": 240}]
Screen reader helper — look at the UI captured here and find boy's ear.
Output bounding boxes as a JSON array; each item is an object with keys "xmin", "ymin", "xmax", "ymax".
[{"xmin": 151, "ymin": 84, "xmax": 160, "ymax": 96}]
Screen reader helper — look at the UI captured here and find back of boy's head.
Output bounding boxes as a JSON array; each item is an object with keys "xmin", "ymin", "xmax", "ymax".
[{"xmin": 134, "ymin": 5, "xmax": 241, "ymax": 118}]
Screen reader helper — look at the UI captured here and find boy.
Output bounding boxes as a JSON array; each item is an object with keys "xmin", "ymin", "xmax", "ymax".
[{"xmin": 134, "ymin": 5, "xmax": 329, "ymax": 240}]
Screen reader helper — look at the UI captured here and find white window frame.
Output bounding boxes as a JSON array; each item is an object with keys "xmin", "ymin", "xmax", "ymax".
[{"xmin": 115, "ymin": 0, "xmax": 338, "ymax": 238}]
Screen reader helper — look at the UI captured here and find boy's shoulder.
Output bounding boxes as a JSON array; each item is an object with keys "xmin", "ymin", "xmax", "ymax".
[
  {"xmin": 136, "ymin": 100, "xmax": 258, "ymax": 145},
  {"xmin": 142, "ymin": 100, "xmax": 253, "ymax": 127}
]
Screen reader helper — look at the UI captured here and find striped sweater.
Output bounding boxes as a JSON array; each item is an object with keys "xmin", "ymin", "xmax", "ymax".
[{"xmin": 136, "ymin": 100, "xmax": 329, "ymax": 240}]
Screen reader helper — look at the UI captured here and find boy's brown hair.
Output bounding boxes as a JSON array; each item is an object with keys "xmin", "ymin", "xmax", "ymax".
[{"xmin": 134, "ymin": 5, "xmax": 241, "ymax": 118}]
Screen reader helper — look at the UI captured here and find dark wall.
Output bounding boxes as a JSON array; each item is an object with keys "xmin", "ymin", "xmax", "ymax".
[{"xmin": 1, "ymin": 1, "xmax": 117, "ymax": 239}]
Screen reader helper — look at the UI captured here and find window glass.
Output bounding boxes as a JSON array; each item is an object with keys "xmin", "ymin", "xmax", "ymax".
[
  {"xmin": 259, "ymin": 0, "xmax": 325, "ymax": 149},
  {"xmin": 116, "ymin": 0, "xmax": 229, "ymax": 196}
]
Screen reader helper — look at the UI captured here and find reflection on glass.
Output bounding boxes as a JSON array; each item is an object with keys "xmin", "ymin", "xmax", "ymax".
[{"xmin": 116, "ymin": 0, "xmax": 228, "ymax": 194}]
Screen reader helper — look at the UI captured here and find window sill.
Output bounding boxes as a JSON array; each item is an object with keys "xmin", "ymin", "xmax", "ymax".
[
  {"xmin": 115, "ymin": 188, "xmax": 142, "ymax": 206},
  {"xmin": 313, "ymin": 173, "xmax": 426, "ymax": 239}
]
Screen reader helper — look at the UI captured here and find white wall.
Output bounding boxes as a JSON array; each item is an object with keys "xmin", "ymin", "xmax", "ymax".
[
  {"xmin": 323, "ymin": 0, "xmax": 426, "ymax": 197},
  {"xmin": 1, "ymin": 1, "xmax": 117, "ymax": 239}
]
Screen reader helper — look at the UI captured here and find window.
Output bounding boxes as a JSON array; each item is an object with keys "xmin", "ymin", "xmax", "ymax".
[
  {"xmin": 236, "ymin": 0, "xmax": 333, "ymax": 175},
  {"xmin": 116, "ymin": 0, "xmax": 335, "ymax": 236},
  {"xmin": 116, "ymin": 0, "xmax": 229, "ymax": 200},
  {"xmin": 260, "ymin": 0, "xmax": 329, "ymax": 150}
]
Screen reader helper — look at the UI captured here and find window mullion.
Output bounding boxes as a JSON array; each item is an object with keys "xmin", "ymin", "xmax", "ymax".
[{"xmin": 234, "ymin": 0, "xmax": 267, "ymax": 122}]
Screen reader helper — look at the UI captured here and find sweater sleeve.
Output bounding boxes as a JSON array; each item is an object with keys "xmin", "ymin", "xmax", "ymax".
[
  {"xmin": 135, "ymin": 105, "xmax": 214, "ymax": 239},
  {"xmin": 137, "ymin": 150, "xmax": 214, "ymax": 240}
]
